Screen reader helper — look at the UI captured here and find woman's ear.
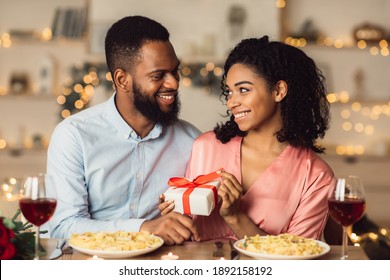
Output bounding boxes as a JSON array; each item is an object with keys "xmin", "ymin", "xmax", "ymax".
[
  {"xmin": 274, "ymin": 80, "xmax": 288, "ymax": 102},
  {"xmin": 113, "ymin": 68, "xmax": 132, "ymax": 92}
]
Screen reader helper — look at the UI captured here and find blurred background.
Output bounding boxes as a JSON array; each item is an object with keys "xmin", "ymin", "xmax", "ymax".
[{"xmin": 0, "ymin": 0, "xmax": 389, "ymax": 253}]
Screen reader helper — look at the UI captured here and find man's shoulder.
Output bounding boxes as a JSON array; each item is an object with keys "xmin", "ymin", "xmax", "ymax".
[
  {"xmin": 56, "ymin": 102, "xmax": 107, "ymax": 129},
  {"xmin": 172, "ymin": 119, "xmax": 201, "ymax": 137}
]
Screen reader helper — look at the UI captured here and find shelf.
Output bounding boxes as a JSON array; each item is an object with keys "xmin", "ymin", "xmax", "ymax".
[
  {"xmin": 0, "ymin": 94, "xmax": 56, "ymax": 101},
  {"xmin": 0, "ymin": 147, "xmax": 47, "ymax": 156},
  {"xmin": 321, "ymin": 152, "xmax": 390, "ymax": 162},
  {"xmin": 329, "ymin": 99, "xmax": 390, "ymax": 106},
  {"xmin": 0, "ymin": 38, "xmax": 87, "ymax": 48}
]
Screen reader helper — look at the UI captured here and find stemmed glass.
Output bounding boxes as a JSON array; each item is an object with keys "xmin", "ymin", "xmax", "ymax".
[
  {"xmin": 328, "ymin": 176, "xmax": 366, "ymax": 259},
  {"xmin": 19, "ymin": 173, "xmax": 57, "ymax": 260}
]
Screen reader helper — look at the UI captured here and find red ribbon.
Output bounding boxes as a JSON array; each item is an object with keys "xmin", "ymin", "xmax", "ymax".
[{"xmin": 168, "ymin": 169, "xmax": 223, "ymax": 215}]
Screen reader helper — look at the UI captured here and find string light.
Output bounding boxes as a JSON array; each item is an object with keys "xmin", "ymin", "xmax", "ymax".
[
  {"xmin": 179, "ymin": 61, "xmax": 223, "ymax": 94},
  {"xmin": 59, "ymin": 62, "xmax": 113, "ymax": 119},
  {"xmin": 275, "ymin": 0, "xmax": 286, "ymax": 9},
  {"xmin": 285, "ymin": 35, "xmax": 390, "ymax": 57},
  {"xmin": 328, "ymin": 88, "xmax": 389, "ymax": 155}
]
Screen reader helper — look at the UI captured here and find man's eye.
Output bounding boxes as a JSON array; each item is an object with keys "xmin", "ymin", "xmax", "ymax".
[{"xmin": 152, "ymin": 74, "xmax": 163, "ymax": 80}]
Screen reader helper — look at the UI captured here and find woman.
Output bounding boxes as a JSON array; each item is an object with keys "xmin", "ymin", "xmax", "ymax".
[{"xmin": 161, "ymin": 36, "xmax": 336, "ymax": 241}]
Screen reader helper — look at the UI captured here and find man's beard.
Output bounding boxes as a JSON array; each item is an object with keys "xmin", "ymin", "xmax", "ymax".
[{"xmin": 133, "ymin": 82, "xmax": 180, "ymax": 127}]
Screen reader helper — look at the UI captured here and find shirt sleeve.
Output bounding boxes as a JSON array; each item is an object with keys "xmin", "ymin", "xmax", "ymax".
[{"xmin": 46, "ymin": 121, "xmax": 145, "ymax": 238}]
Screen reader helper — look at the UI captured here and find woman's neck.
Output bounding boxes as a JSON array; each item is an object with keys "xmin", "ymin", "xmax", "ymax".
[{"xmin": 243, "ymin": 130, "xmax": 288, "ymax": 154}]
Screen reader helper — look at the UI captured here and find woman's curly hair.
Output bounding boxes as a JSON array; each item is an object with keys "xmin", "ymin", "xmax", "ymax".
[{"xmin": 214, "ymin": 36, "xmax": 330, "ymax": 153}]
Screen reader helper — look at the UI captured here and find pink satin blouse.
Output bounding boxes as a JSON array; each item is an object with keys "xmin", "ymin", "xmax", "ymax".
[{"xmin": 186, "ymin": 131, "xmax": 336, "ymax": 241}]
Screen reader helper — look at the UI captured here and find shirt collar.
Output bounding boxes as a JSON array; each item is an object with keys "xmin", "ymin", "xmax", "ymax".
[{"xmin": 105, "ymin": 92, "xmax": 163, "ymax": 142}]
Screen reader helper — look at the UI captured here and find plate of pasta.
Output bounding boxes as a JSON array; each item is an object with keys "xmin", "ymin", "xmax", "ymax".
[
  {"xmin": 234, "ymin": 233, "xmax": 330, "ymax": 260},
  {"xmin": 69, "ymin": 231, "xmax": 164, "ymax": 258}
]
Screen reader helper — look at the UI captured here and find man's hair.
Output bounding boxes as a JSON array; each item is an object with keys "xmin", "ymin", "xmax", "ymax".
[
  {"xmin": 105, "ymin": 15, "xmax": 170, "ymax": 75},
  {"xmin": 214, "ymin": 36, "xmax": 330, "ymax": 153}
]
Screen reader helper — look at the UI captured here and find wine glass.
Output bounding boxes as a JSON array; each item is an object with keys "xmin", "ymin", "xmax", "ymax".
[
  {"xmin": 328, "ymin": 176, "xmax": 366, "ymax": 259},
  {"xmin": 19, "ymin": 173, "xmax": 57, "ymax": 260}
]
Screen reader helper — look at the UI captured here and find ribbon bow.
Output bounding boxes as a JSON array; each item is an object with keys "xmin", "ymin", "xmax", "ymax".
[{"xmin": 168, "ymin": 169, "xmax": 223, "ymax": 215}]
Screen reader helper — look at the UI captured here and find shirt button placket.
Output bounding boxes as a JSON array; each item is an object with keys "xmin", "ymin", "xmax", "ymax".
[{"xmin": 132, "ymin": 142, "xmax": 144, "ymax": 217}]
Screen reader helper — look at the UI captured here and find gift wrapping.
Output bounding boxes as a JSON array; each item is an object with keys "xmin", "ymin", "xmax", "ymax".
[{"xmin": 163, "ymin": 170, "xmax": 222, "ymax": 216}]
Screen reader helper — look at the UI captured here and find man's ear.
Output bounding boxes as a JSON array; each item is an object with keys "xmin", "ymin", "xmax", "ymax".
[
  {"xmin": 274, "ymin": 80, "xmax": 288, "ymax": 102},
  {"xmin": 113, "ymin": 68, "xmax": 132, "ymax": 92}
]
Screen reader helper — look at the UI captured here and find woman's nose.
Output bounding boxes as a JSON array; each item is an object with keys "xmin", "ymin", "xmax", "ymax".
[{"xmin": 227, "ymin": 94, "xmax": 240, "ymax": 110}]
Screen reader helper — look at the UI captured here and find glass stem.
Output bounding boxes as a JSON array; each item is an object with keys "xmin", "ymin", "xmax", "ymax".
[
  {"xmin": 34, "ymin": 226, "xmax": 40, "ymax": 260},
  {"xmin": 341, "ymin": 226, "xmax": 348, "ymax": 260}
]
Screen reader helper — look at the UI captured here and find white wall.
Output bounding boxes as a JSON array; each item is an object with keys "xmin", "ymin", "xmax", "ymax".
[{"xmin": 90, "ymin": 0, "xmax": 279, "ymax": 60}]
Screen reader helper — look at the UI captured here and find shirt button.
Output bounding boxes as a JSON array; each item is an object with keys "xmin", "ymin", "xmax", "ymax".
[
  {"xmin": 130, "ymin": 205, "xmax": 135, "ymax": 210},
  {"xmin": 136, "ymin": 173, "xmax": 141, "ymax": 179}
]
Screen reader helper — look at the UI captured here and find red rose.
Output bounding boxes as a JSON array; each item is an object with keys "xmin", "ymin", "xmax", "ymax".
[{"xmin": 0, "ymin": 218, "xmax": 16, "ymax": 260}]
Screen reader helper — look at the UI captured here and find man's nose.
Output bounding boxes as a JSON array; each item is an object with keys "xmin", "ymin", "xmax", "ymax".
[{"xmin": 164, "ymin": 73, "xmax": 180, "ymax": 90}]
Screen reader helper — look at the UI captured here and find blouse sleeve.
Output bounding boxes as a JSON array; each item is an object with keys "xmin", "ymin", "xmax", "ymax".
[{"xmin": 286, "ymin": 162, "xmax": 337, "ymax": 239}]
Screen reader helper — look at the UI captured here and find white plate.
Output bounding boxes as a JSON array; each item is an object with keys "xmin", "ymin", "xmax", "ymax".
[
  {"xmin": 233, "ymin": 238, "xmax": 330, "ymax": 260},
  {"xmin": 69, "ymin": 236, "xmax": 164, "ymax": 259}
]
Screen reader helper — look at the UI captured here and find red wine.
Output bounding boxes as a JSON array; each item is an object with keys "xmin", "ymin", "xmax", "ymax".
[
  {"xmin": 328, "ymin": 198, "xmax": 365, "ymax": 227},
  {"xmin": 19, "ymin": 198, "xmax": 57, "ymax": 226}
]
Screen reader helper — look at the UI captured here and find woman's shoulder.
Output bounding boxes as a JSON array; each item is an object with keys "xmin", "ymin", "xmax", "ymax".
[
  {"xmin": 195, "ymin": 130, "xmax": 242, "ymax": 144},
  {"xmin": 193, "ymin": 130, "xmax": 242, "ymax": 152},
  {"xmin": 196, "ymin": 130, "xmax": 218, "ymax": 141},
  {"xmin": 288, "ymin": 146, "xmax": 334, "ymax": 172}
]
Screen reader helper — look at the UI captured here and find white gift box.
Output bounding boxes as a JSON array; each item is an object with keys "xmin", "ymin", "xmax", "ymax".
[{"xmin": 163, "ymin": 180, "xmax": 220, "ymax": 216}]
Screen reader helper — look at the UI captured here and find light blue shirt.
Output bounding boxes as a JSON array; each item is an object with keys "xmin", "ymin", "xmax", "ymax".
[{"xmin": 47, "ymin": 93, "xmax": 200, "ymax": 238}]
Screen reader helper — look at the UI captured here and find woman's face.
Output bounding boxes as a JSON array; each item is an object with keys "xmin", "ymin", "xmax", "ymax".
[{"xmin": 225, "ymin": 63, "xmax": 282, "ymax": 133}]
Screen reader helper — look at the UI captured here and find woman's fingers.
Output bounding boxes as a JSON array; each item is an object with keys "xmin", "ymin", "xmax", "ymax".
[
  {"xmin": 219, "ymin": 171, "xmax": 244, "ymax": 196},
  {"xmin": 217, "ymin": 171, "xmax": 244, "ymax": 217},
  {"xmin": 220, "ymin": 179, "xmax": 242, "ymax": 200}
]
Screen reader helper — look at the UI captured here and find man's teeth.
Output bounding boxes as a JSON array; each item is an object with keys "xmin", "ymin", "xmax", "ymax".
[
  {"xmin": 160, "ymin": 95, "xmax": 174, "ymax": 100},
  {"xmin": 234, "ymin": 112, "xmax": 249, "ymax": 118}
]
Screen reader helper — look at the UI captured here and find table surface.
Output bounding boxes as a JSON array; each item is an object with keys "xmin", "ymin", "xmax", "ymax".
[{"xmin": 41, "ymin": 238, "xmax": 369, "ymax": 260}]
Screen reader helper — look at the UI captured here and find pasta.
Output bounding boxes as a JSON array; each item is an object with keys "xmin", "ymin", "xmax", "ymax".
[
  {"xmin": 69, "ymin": 231, "xmax": 162, "ymax": 251},
  {"xmin": 238, "ymin": 233, "xmax": 324, "ymax": 256}
]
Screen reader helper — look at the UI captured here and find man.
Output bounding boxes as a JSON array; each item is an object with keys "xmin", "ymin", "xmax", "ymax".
[{"xmin": 47, "ymin": 16, "xmax": 201, "ymax": 245}]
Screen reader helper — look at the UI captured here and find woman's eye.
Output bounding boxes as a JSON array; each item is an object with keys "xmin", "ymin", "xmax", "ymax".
[{"xmin": 240, "ymin": 87, "xmax": 249, "ymax": 93}]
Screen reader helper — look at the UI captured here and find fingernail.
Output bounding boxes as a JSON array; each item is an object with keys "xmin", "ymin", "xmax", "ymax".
[{"xmin": 168, "ymin": 203, "xmax": 175, "ymax": 209}]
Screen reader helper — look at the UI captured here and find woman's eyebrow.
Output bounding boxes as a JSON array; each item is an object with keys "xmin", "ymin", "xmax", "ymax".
[{"xmin": 234, "ymin": 80, "xmax": 254, "ymax": 86}]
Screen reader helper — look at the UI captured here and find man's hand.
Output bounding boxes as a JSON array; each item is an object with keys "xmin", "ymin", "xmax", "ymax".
[
  {"xmin": 159, "ymin": 194, "xmax": 175, "ymax": 215},
  {"xmin": 140, "ymin": 212, "xmax": 200, "ymax": 245}
]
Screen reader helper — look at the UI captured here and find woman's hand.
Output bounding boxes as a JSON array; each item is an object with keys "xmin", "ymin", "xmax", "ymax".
[
  {"xmin": 158, "ymin": 194, "xmax": 175, "ymax": 215},
  {"xmin": 217, "ymin": 171, "xmax": 244, "ymax": 220}
]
